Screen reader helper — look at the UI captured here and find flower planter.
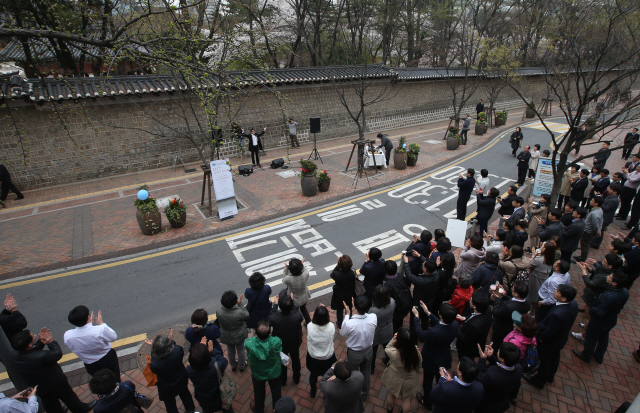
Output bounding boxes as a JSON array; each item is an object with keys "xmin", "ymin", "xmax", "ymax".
[
  {"xmin": 318, "ymin": 181, "xmax": 331, "ymax": 192},
  {"xmin": 407, "ymin": 154, "xmax": 418, "ymax": 166},
  {"xmin": 526, "ymin": 108, "xmax": 536, "ymax": 118},
  {"xmin": 301, "ymin": 174, "xmax": 318, "ymax": 197},
  {"xmin": 446, "ymin": 136, "xmax": 460, "ymax": 150},
  {"xmin": 475, "ymin": 124, "xmax": 487, "ymax": 135},
  {"xmin": 393, "ymin": 152, "xmax": 407, "ymax": 170},
  {"xmin": 168, "ymin": 211, "xmax": 187, "ymax": 228},
  {"xmin": 495, "ymin": 118, "xmax": 505, "ymax": 126},
  {"xmin": 136, "ymin": 209, "xmax": 162, "ymax": 235}
]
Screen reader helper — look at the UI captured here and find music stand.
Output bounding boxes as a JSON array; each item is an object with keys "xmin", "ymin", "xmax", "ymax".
[{"xmin": 308, "ymin": 132, "xmax": 323, "ymax": 163}]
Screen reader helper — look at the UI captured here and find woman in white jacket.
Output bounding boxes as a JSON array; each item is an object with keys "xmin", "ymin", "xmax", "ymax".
[
  {"xmin": 306, "ymin": 305, "xmax": 337, "ymax": 398},
  {"xmin": 528, "ymin": 144, "xmax": 541, "ymax": 181}
]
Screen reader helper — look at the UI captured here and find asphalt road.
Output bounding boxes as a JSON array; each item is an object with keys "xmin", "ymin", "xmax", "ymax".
[{"xmin": 2, "ymin": 118, "xmax": 567, "ymax": 356}]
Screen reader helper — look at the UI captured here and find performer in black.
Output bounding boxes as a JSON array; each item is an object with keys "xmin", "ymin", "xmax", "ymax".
[
  {"xmin": 0, "ymin": 164, "xmax": 24, "ymax": 208},
  {"xmin": 242, "ymin": 127, "xmax": 267, "ymax": 168}
]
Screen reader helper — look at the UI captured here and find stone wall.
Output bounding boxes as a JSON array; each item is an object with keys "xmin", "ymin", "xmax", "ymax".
[{"xmin": 0, "ymin": 75, "xmax": 551, "ymax": 189}]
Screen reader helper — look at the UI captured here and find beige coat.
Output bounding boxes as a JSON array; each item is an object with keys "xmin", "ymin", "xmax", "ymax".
[
  {"xmin": 560, "ymin": 170, "xmax": 580, "ymax": 196},
  {"xmin": 282, "ymin": 267, "xmax": 311, "ymax": 306},
  {"xmin": 381, "ymin": 339, "xmax": 422, "ymax": 398},
  {"xmin": 527, "ymin": 201, "xmax": 548, "ymax": 237},
  {"xmin": 529, "ymin": 150, "xmax": 540, "ymax": 171},
  {"xmin": 498, "ymin": 255, "xmax": 533, "ymax": 290}
]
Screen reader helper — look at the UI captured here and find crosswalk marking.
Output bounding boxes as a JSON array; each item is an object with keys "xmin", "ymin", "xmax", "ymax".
[{"xmin": 523, "ymin": 121, "xmax": 570, "ymax": 134}]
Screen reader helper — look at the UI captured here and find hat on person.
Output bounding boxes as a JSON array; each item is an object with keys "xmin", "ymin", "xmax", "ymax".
[
  {"xmin": 512, "ymin": 311, "xmax": 523, "ymax": 327},
  {"xmin": 274, "ymin": 396, "xmax": 296, "ymax": 413}
]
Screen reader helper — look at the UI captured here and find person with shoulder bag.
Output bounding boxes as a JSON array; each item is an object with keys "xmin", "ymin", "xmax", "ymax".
[
  {"xmin": 216, "ymin": 291, "xmax": 249, "ymax": 373},
  {"xmin": 330, "ymin": 255, "xmax": 357, "ymax": 328},
  {"xmin": 187, "ymin": 337, "xmax": 235, "ymax": 413},
  {"xmin": 90, "ymin": 369, "xmax": 143, "ymax": 413}
]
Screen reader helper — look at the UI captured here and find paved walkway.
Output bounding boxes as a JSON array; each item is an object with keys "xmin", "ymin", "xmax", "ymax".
[{"xmin": 0, "ymin": 112, "xmax": 524, "ymax": 279}]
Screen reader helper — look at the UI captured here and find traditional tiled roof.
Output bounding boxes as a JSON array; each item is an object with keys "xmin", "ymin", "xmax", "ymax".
[
  {"xmin": 0, "ymin": 38, "xmax": 104, "ymax": 63},
  {"xmin": 394, "ymin": 67, "xmax": 548, "ymax": 80}
]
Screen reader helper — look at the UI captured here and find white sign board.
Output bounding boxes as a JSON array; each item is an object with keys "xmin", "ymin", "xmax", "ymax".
[
  {"xmin": 532, "ymin": 157, "xmax": 584, "ymax": 197},
  {"xmin": 446, "ymin": 219, "xmax": 468, "ymax": 249},
  {"xmin": 210, "ymin": 159, "xmax": 238, "ymax": 219}
]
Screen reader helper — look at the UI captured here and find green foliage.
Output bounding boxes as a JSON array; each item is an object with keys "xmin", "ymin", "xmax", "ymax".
[
  {"xmin": 300, "ymin": 159, "xmax": 318, "ymax": 176},
  {"xmin": 586, "ymin": 117, "xmax": 597, "ymax": 127},
  {"xmin": 165, "ymin": 197, "xmax": 186, "ymax": 224},
  {"xmin": 476, "ymin": 112, "xmax": 487, "ymax": 124},
  {"xmin": 496, "ymin": 111, "xmax": 507, "ymax": 121},
  {"xmin": 395, "ymin": 136, "xmax": 407, "ymax": 153},
  {"xmin": 134, "ymin": 185, "xmax": 158, "ymax": 214},
  {"xmin": 317, "ymin": 169, "xmax": 332, "ymax": 183}
]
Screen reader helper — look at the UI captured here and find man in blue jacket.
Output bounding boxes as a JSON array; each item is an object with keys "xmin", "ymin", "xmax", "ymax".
[
  {"xmin": 376, "ymin": 133, "xmax": 394, "ymax": 166},
  {"xmin": 430, "ymin": 356, "xmax": 484, "ymax": 413},
  {"xmin": 573, "ymin": 272, "xmax": 629, "ymax": 364},
  {"xmin": 457, "ymin": 168, "xmax": 476, "ymax": 220}
]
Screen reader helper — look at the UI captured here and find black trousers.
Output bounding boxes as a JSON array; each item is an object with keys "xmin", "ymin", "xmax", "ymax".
[
  {"xmin": 628, "ymin": 195, "xmax": 640, "ymax": 226},
  {"xmin": 528, "ymin": 168, "xmax": 536, "ymax": 179},
  {"xmin": 162, "ymin": 383, "xmax": 195, "ymax": 413},
  {"xmin": 385, "ymin": 147, "xmax": 392, "ymax": 166},
  {"xmin": 457, "ymin": 196, "xmax": 470, "ymax": 220},
  {"xmin": 517, "ymin": 167, "xmax": 528, "ymax": 185},
  {"xmin": 618, "ymin": 187, "xmax": 636, "ymax": 219},
  {"xmin": 0, "ymin": 180, "xmax": 23, "ymax": 202},
  {"xmin": 582, "ymin": 319, "xmax": 613, "ymax": 362},
  {"xmin": 84, "ymin": 348, "xmax": 120, "ymax": 379},
  {"xmin": 250, "ymin": 147, "xmax": 261, "ymax": 166},
  {"xmin": 460, "ymin": 129, "xmax": 468, "ymax": 144},
  {"xmin": 557, "ymin": 195, "xmax": 569, "ymax": 209},
  {"xmin": 422, "ymin": 367, "xmax": 438, "ymax": 404},
  {"xmin": 280, "ymin": 346, "xmax": 301, "ymax": 384},
  {"xmin": 40, "ymin": 377, "xmax": 93, "ymax": 413},
  {"xmin": 623, "ymin": 145, "xmax": 637, "ymax": 159},
  {"xmin": 477, "ymin": 218, "xmax": 489, "ymax": 235},
  {"xmin": 535, "ymin": 343, "xmax": 561, "ymax": 385},
  {"xmin": 560, "ymin": 250, "xmax": 573, "ymax": 263},
  {"xmin": 252, "ymin": 376, "xmax": 281, "ymax": 413}
]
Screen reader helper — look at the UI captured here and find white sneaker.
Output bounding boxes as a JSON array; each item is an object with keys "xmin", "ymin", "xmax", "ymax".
[
  {"xmin": 579, "ymin": 323, "xmax": 585, "ymax": 329},
  {"xmin": 450, "ymin": 342, "xmax": 458, "ymax": 352},
  {"xmin": 571, "ymin": 332, "xmax": 584, "ymax": 342}
]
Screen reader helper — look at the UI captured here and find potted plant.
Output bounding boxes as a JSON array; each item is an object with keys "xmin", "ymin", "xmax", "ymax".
[
  {"xmin": 475, "ymin": 112, "xmax": 487, "ymax": 135},
  {"xmin": 446, "ymin": 126, "xmax": 461, "ymax": 150},
  {"xmin": 407, "ymin": 142, "xmax": 420, "ymax": 166},
  {"xmin": 299, "ymin": 159, "xmax": 318, "ymax": 197},
  {"xmin": 165, "ymin": 197, "xmax": 187, "ymax": 228},
  {"xmin": 526, "ymin": 102, "xmax": 536, "ymax": 118},
  {"xmin": 134, "ymin": 185, "xmax": 162, "ymax": 235},
  {"xmin": 318, "ymin": 170, "xmax": 332, "ymax": 192},
  {"xmin": 393, "ymin": 136, "xmax": 407, "ymax": 170},
  {"xmin": 495, "ymin": 110, "xmax": 507, "ymax": 126}
]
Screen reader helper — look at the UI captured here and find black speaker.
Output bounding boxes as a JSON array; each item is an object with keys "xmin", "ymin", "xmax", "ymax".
[
  {"xmin": 270, "ymin": 158, "xmax": 285, "ymax": 169},
  {"xmin": 309, "ymin": 117, "xmax": 321, "ymax": 133},
  {"xmin": 238, "ymin": 164, "xmax": 253, "ymax": 176}
]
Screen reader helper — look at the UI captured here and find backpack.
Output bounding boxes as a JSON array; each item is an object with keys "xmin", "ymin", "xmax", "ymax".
[
  {"xmin": 520, "ymin": 344, "xmax": 539, "ymax": 374},
  {"xmin": 512, "ymin": 262, "xmax": 530, "ymax": 290},
  {"xmin": 391, "ymin": 282, "xmax": 413, "ymax": 316}
]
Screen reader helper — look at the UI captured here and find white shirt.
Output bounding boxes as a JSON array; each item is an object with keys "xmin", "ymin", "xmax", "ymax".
[
  {"xmin": 307, "ymin": 322, "xmax": 335, "ymax": 360},
  {"xmin": 454, "ymin": 376, "xmax": 472, "ymax": 386},
  {"xmin": 64, "ymin": 323, "xmax": 117, "ymax": 364},
  {"xmin": 251, "ymin": 134, "xmax": 258, "ymax": 146},
  {"xmin": 0, "ymin": 394, "xmax": 38, "ymax": 413},
  {"xmin": 340, "ymin": 313, "xmax": 377, "ymax": 351},
  {"xmin": 478, "ymin": 177, "xmax": 490, "ymax": 194}
]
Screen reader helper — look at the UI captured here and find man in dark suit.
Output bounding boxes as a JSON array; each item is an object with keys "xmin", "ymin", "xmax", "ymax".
[
  {"xmin": 320, "ymin": 360, "xmax": 365, "ymax": 413},
  {"xmin": 504, "ymin": 196, "xmax": 525, "ymax": 224},
  {"xmin": 430, "ymin": 357, "xmax": 484, "ymax": 413},
  {"xmin": 561, "ymin": 201, "xmax": 579, "ymax": 227},
  {"xmin": 622, "ymin": 232, "xmax": 640, "ymax": 289},
  {"xmin": 591, "ymin": 183, "xmax": 621, "ymax": 248},
  {"xmin": 457, "ymin": 168, "xmax": 476, "ymax": 220},
  {"xmin": 516, "ymin": 146, "xmax": 532, "ymax": 185},
  {"xmin": 570, "ymin": 169, "xmax": 589, "ymax": 203},
  {"xmin": 524, "ymin": 285, "xmax": 579, "ymax": 389},
  {"xmin": 11, "ymin": 328, "xmax": 97, "ymax": 413},
  {"xmin": 456, "ymin": 291, "xmax": 492, "ymax": 360},
  {"xmin": 476, "ymin": 99, "xmax": 485, "ymax": 116},
  {"xmin": 241, "ymin": 127, "xmax": 267, "ymax": 168},
  {"xmin": 537, "ymin": 208, "xmax": 565, "ymax": 241},
  {"xmin": 624, "ymin": 153, "xmax": 640, "ymax": 170},
  {"xmin": 574, "ymin": 272, "xmax": 629, "ymax": 364},
  {"xmin": 414, "ymin": 303, "xmax": 460, "ymax": 410},
  {"xmin": 560, "ymin": 207, "xmax": 587, "ymax": 263},
  {"xmin": 497, "ymin": 186, "xmax": 517, "ymax": 228},
  {"xmin": 589, "ymin": 169, "xmax": 610, "ymax": 201},
  {"xmin": 593, "ymin": 141, "xmax": 611, "ymax": 170},
  {"xmin": 491, "ymin": 281, "xmax": 530, "ymax": 345},
  {"xmin": 475, "ymin": 187, "xmax": 498, "ymax": 235},
  {"xmin": 404, "ymin": 256, "xmax": 439, "ymax": 335},
  {"xmin": 0, "ymin": 164, "xmax": 24, "ymax": 208},
  {"xmin": 475, "ymin": 342, "xmax": 524, "ymax": 413},
  {"xmin": 622, "ymin": 128, "xmax": 639, "ymax": 160},
  {"xmin": 0, "ymin": 293, "xmax": 28, "ymax": 390},
  {"xmin": 360, "ymin": 247, "xmax": 386, "ymax": 298},
  {"xmin": 269, "ymin": 294, "xmax": 304, "ymax": 386}
]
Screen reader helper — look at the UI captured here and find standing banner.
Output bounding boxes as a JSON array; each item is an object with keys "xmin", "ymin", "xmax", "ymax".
[
  {"xmin": 446, "ymin": 218, "xmax": 468, "ymax": 248},
  {"xmin": 532, "ymin": 157, "xmax": 557, "ymax": 197},
  {"xmin": 210, "ymin": 159, "xmax": 238, "ymax": 219}
]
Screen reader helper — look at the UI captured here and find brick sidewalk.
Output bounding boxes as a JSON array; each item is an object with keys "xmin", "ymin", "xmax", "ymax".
[
  {"xmin": 56, "ymin": 217, "xmax": 639, "ymax": 413},
  {"xmin": 0, "ymin": 111, "xmax": 525, "ymax": 279}
]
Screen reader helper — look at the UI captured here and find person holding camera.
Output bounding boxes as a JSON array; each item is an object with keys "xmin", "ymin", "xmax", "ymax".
[{"xmin": 0, "ymin": 386, "xmax": 38, "ymax": 413}]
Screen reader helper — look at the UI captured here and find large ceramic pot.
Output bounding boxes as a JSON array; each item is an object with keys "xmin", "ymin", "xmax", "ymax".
[
  {"xmin": 446, "ymin": 136, "xmax": 459, "ymax": 150},
  {"xmin": 393, "ymin": 152, "xmax": 407, "ymax": 170},
  {"xmin": 168, "ymin": 211, "xmax": 187, "ymax": 228},
  {"xmin": 136, "ymin": 209, "xmax": 162, "ymax": 235},
  {"xmin": 407, "ymin": 153, "xmax": 418, "ymax": 166},
  {"xmin": 301, "ymin": 174, "xmax": 318, "ymax": 197},
  {"xmin": 495, "ymin": 118, "xmax": 505, "ymax": 126},
  {"xmin": 475, "ymin": 124, "xmax": 486, "ymax": 135},
  {"xmin": 318, "ymin": 180, "xmax": 331, "ymax": 192},
  {"xmin": 526, "ymin": 108, "xmax": 536, "ymax": 118}
]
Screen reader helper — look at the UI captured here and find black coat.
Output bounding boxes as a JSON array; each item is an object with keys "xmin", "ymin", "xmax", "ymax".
[
  {"xmin": 591, "ymin": 177, "xmax": 610, "ymax": 197},
  {"xmin": 330, "ymin": 267, "xmax": 357, "ymax": 310},
  {"xmin": 269, "ymin": 304, "xmax": 304, "ymax": 352},
  {"xmin": 491, "ymin": 297, "xmax": 531, "ymax": 345},
  {"xmin": 516, "ymin": 151, "xmax": 531, "ymax": 169},
  {"xmin": 561, "ymin": 219, "xmax": 585, "ymax": 253},
  {"xmin": 245, "ymin": 285, "xmax": 272, "ymax": 329},
  {"xmin": 187, "ymin": 349, "xmax": 228, "ymax": 412},
  {"xmin": 509, "ymin": 132, "xmax": 523, "ymax": 150},
  {"xmin": 601, "ymin": 195, "xmax": 619, "ymax": 226},
  {"xmin": 537, "ymin": 301, "xmax": 579, "ymax": 351},
  {"xmin": 404, "ymin": 263, "xmax": 439, "ymax": 308},
  {"xmin": 379, "ymin": 135, "xmax": 393, "ymax": 151},
  {"xmin": 456, "ymin": 311, "xmax": 493, "ymax": 359},
  {"xmin": 538, "ymin": 221, "xmax": 564, "ymax": 242},
  {"xmin": 406, "ymin": 241, "xmax": 432, "ymax": 275},
  {"xmin": 623, "ymin": 247, "xmax": 640, "ymax": 287},
  {"xmin": 415, "ymin": 314, "xmax": 459, "ymax": 373},
  {"xmin": 432, "ymin": 268, "xmax": 456, "ymax": 313},
  {"xmin": 242, "ymin": 131, "xmax": 264, "ymax": 151},
  {"xmin": 476, "ymin": 102, "xmax": 485, "ymax": 113},
  {"xmin": 11, "ymin": 340, "xmax": 65, "ymax": 391},
  {"xmin": 0, "ymin": 309, "xmax": 27, "ymax": 341},
  {"xmin": 593, "ymin": 148, "xmax": 611, "ymax": 169},
  {"xmin": 0, "ymin": 165, "xmax": 10, "ymax": 183},
  {"xmin": 360, "ymin": 260, "xmax": 386, "ymax": 297},
  {"xmin": 476, "ymin": 194, "xmax": 497, "ymax": 221},
  {"xmin": 458, "ymin": 177, "xmax": 476, "ymax": 200},
  {"xmin": 150, "ymin": 343, "xmax": 189, "ymax": 400},
  {"xmin": 498, "ymin": 194, "xmax": 516, "ymax": 216},
  {"xmin": 384, "ymin": 274, "xmax": 412, "ymax": 319},
  {"xmin": 561, "ymin": 212, "xmax": 574, "ymax": 228},
  {"xmin": 470, "ymin": 263, "xmax": 503, "ymax": 294},
  {"xmin": 570, "ymin": 177, "xmax": 588, "ymax": 201},
  {"xmin": 475, "ymin": 358, "xmax": 524, "ymax": 413},
  {"xmin": 95, "ymin": 381, "xmax": 142, "ymax": 413},
  {"xmin": 589, "ymin": 286, "xmax": 629, "ymax": 328},
  {"xmin": 431, "ymin": 376, "xmax": 484, "ymax": 413}
]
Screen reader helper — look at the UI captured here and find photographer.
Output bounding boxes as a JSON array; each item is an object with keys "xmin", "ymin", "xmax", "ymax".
[{"xmin": 0, "ymin": 386, "xmax": 38, "ymax": 413}]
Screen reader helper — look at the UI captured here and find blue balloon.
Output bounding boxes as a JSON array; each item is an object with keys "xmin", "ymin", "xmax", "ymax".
[
  {"xmin": 403, "ymin": 143, "xmax": 407, "ymax": 148},
  {"xmin": 137, "ymin": 189, "xmax": 149, "ymax": 200}
]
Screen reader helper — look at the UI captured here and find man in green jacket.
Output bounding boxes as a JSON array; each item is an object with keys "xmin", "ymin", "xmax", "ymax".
[
  {"xmin": 245, "ymin": 320, "xmax": 282, "ymax": 413},
  {"xmin": 573, "ymin": 254, "xmax": 623, "ymax": 341}
]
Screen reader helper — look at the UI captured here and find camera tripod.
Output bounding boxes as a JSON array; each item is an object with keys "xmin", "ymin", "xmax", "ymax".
[{"xmin": 308, "ymin": 132, "xmax": 323, "ymax": 163}]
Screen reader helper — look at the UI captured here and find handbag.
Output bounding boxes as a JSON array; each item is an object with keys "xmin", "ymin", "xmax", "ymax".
[
  {"xmin": 143, "ymin": 354, "xmax": 158, "ymax": 386},
  {"xmin": 215, "ymin": 361, "xmax": 237, "ymax": 410},
  {"xmin": 123, "ymin": 383, "xmax": 154, "ymax": 409},
  {"xmin": 355, "ymin": 275, "xmax": 366, "ymax": 296}
]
